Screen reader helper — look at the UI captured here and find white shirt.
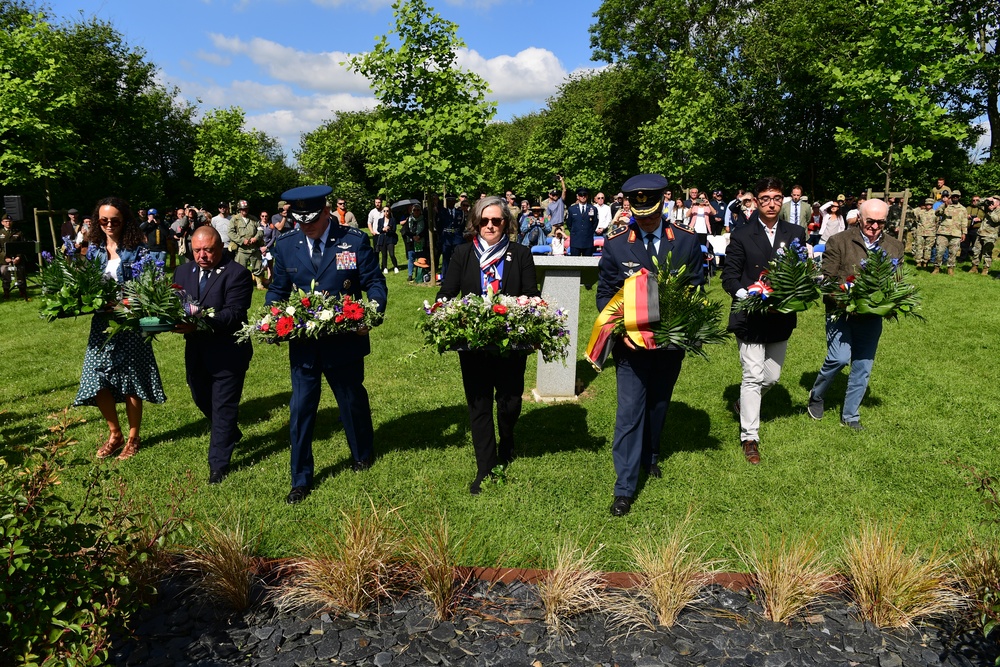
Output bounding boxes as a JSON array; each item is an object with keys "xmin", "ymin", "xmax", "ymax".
[
  {"xmin": 211, "ymin": 214, "xmax": 230, "ymax": 244},
  {"xmin": 367, "ymin": 207, "xmax": 382, "ymax": 234},
  {"xmin": 760, "ymin": 220, "xmax": 777, "ymax": 246},
  {"xmin": 304, "ymin": 223, "xmax": 332, "ymax": 257},
  {"xmin": 595, "ymin": 203, "xmax": 612, "ymax": 232}
]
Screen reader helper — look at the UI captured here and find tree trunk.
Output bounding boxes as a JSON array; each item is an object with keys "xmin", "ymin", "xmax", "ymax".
[{"xmin": 425, "ymin": 189, "xmax": 437, "ymax": 288}]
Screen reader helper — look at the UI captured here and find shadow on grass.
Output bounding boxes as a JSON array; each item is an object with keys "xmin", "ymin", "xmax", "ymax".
[
  {"xmin": 574, "ymin": 358, "xmax": 599, "ymax": 394},
  {"xmin": 796, "ymin": 371, "xmax": 884, "ymax": 411},
  {"xmin": 518, "ymin": 402, "xmax": 604, "ymax": 457},
  {"xmin": 662, "ymin": 401, "xmax": 722, "ymax": 454},
  {"xmin": 722, "ymin": 383, "xmax": 798, "ymax": 421}
]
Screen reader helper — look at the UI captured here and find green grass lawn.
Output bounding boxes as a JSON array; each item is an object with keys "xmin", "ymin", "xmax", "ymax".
[{"xmin": 3, "ymin": 259, "xmax": 999, "ymax": 571}]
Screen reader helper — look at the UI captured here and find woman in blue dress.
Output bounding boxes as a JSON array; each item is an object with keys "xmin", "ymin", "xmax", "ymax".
[{"xmin": 74, "ymin": 197, "xmax": 166, "ymax": 460}]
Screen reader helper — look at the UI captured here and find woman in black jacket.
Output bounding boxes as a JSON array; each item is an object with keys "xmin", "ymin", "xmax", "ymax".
[{"xmin": 436, "ymin": 196, "xmax": 541, "ymax": 494}]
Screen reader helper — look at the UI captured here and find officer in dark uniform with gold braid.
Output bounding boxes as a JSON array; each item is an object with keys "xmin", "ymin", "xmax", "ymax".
[{"xmin": 596, "ymin": 174, "xmax": 705, "ymax": 517}]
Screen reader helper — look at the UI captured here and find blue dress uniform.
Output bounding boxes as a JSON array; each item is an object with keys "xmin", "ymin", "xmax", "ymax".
[
  {"xmin": 596, "ymin": 174, "xmax": 704, "ymax": 513},
  {"xmin": 567, "ymin": 189, "xmax": 600, "ymax": 256},
  {"xmin": 266, "ymin": 185, "xmax": 387, "ymax": 499}
]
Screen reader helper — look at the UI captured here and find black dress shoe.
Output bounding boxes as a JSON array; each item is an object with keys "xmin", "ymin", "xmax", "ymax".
[
  {"xmin": 647, "ymin": 463, "xmax": 662, "ymax": 479},
  {"xmin": 610, "ymin": 496, "xmax": 633, "ymax": 517},
  {"xmin": 208, "ymin": 469, "xmax": 228, "ymax": 485},
  {"xmin": 286, "ymin": 486, "xmax": 310, "ymax": 504},
  {"xmin": 351, "ymin": 457, "xmax": 374, "ymax": 472},
  {"xmin": 469, "ymin": 479, "xmax": 483, "ymax": 496}
]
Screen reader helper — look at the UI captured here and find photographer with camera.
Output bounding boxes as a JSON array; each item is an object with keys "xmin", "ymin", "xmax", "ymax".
[{"xmin": 970, "ymin": 195, "xmax": 1000, "ymax": 277}]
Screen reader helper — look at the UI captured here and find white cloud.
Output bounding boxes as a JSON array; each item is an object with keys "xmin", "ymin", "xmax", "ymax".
[
  {"xmin": 195, "ymin": 50, "xmax": 232, "ymax": 67},
  {"xmin": 205, "ymin": 34, "xmax": 571, "ymax": 105},
  {"xmin": 309, "ymin": 0, "xmax": 503, "ymax": 8},
  {"xmin": 456, "ymin": 47, "xmax": 567, "ymax": 103},
  {"xmin": 208, "ymin": 34, "xmax": 371, "ymax": 93}
]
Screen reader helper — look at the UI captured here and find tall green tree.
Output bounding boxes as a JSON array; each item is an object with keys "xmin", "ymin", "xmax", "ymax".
[
  {"xmin": 193, "ymin": 107, "xmax": 296, "ymax": 202},
  {"xmin": 297, "ymin": 110, "xmax": 379, "ymax": 215},
  {"xmin": 0, "ymin": 10, "xmax": 80, "ymax": 209},
  {"xmin": 348, "ymin": 0, "xmax": 495, "ymax": 198},
  {"xmin": 821, "ymin": 0, "xmax": 979, "ymax": 193}
]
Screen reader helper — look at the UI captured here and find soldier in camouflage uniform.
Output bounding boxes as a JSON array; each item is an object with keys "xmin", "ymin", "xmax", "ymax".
[
  {"xmin": 964, "ymin": 195, "xmax": 987, "ymax": 266},
  {"xmin": 227, "ymin": 199, "xmax": 266, "ymax": 289},
  {"xmin": 970, "ymin": 196, "xmax": 1000, "ymax": 276},
  {"xmin": 913, "ymin": 198, "xmax": 938, "ymax": 267},
  {"xmin": 932, "ymin": 190, "xmax": 966, "ymax": 275}
]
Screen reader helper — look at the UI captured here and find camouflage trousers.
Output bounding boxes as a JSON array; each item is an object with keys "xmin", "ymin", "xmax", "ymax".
[
  {"xmin": 235, "ymin": 248, "xmax": 264, "ymax": 276},
  {"xmin": 971, "ymin": 235, "xmax": 997, "ymax": 269},
  {"xmin": 913, "ymin": 234, "xmax": 936, "ymax": 264},
  {"xmin": 934, "ymin": 234, "xmax": 961, "ymax": 268}
]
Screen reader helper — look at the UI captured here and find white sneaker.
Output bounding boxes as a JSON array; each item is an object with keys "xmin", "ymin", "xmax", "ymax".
[
  {"xmin": 382, "ymin": 268, "xmax": 388, "ymax": 274},
  {"xmin": 393, "ymin": 267, "xmax": 399, "ymax": 274}
]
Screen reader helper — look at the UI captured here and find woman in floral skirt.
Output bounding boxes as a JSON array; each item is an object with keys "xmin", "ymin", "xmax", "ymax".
[{"xmin": 75, "ymin": 196, "xmax": 166, "ymax": 460}]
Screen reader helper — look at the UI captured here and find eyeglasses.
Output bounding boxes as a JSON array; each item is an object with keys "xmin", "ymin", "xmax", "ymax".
[
  {"xmin": 98, "ymin": 218, "xmax": 121, "ymax": 227},
  {"xmin": 863, "ymin": 218, "xmax": 886, "ymax": 226},
  {"xmin": 595, "ymin": 196, "xmax": 605, "ymax": 200},
  {"xmin": 757, "ymin": 195, "xmax": 783, "ymax": 204},
  {"xmin": 480, "ymin": 217, "xmax": 504, "ymax": 227},
  {"xmin": 337, "ymin": 202, "xmax": 345, "ymax": 206}
]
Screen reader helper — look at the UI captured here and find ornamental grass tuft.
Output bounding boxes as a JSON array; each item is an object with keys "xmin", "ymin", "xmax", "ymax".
[
  {"xmin": 843, "ymin": 520, "xmax": 965, "ymax": 629},
  {"xmin": 180, "ymin": 516, "xmax": 260, "ymax": 611},
  {"xmin": 403, "ymin": 510, "xmax": 469, "ymax": 621},
  {"xmin": 737, "ymin": 531, "xmax": 839, "ymax": 624},
  {"xmin": 273, "ymin": 500, "xmax": 404, "ymax": 615},
  {"xmin": 607, "ymin": 514, "xmax": 718, "ymax": 633},
  {"xmin": 958, "ymin": 540, "xmax": 1000, "ymax": 637},
  {"xmin": 537, "ymin": 539, "xmax": 606, "ymax": 636}
]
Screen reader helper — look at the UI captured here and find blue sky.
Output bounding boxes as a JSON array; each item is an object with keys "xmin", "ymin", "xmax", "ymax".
[{"xmin": 47, "ymin": 0, "xmax": 605, "ymax": 160}]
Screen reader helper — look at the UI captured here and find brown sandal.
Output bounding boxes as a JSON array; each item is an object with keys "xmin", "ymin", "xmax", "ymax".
[
  {"xmin": 117, "ymin": 436, "xmax": 140, "ymax": 461},
  {"xmin": 96, "ymin": 433, "xmax": 125, "ymax": 459}
]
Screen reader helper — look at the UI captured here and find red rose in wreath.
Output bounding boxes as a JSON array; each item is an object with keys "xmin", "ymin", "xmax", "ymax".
[
  {"xmin": 492, "ymin": 304, "xmax": 508, "ymax": 315},
  {"xmin": 301, "ymin": 297, "xmax": 311, "ymax": 307}
]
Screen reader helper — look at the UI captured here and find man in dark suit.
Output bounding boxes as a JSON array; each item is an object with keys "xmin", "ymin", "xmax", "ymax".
[
  {"xmin": 566, "ymin": 187, "xmax": 600, "ymax": 256},
  {"xmin": 267, "ymin": 185, "xmax": 388, "ymax": 504},
  {"xmin": 172, "ymin": 226, "xmax": 254, "ymax": 484},
  {"xmin": 596, "ymin": 174, "xmax": 705, "ymax": 517},
  {"xmin": 721, "ymin": 176, "xmax": 807, "ymax": 464},
  {"xmin": 779, "ymin": 184, "xmax": 811, "ymax": 227}
]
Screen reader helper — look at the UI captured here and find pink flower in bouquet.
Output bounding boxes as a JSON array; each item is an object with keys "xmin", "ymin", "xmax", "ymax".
[
  {"xmin": 270, "ymin": 306, "xmax": 281, "ymax": 316},
  {"xmin": 276, "ymin": 316, "xmax": 295, "ymax": 337},
  {"xmin": 493, "ymin": 304, "xmax": 508, "ymax": 315},
  {"xmin": 261, "ymin": 322, "xmax": 270, "ymax": 332},
  {"xmin": 517, "ymin": 296, "xmax": 529, "ymax": 306}
]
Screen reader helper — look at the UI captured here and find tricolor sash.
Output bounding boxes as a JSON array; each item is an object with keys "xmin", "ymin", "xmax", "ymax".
[{"xmin": 584, "ymin": 268, "xmax": 660, "ymax": 371}]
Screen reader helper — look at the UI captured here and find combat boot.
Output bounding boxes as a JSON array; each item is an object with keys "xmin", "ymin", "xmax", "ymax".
[
  {"xmin": 969, "ymin": 266, "xmax": 979, "ymax": 273},
  {"xmin": 984, "ymin": 267, "xmax": 991, "ymax": 276},
  {"xmin": 18, "ymin": 285, "xmax": 28, "ymax": 301},
  {"xmin": 947, "ymin": 267, "xmax": 954, "ymax": 276},
  {"xmin": 931, "ymin": 266, "xmax": 940, "ymax": 274},
  {"xmin": 2, "ymin": 286, "xmax": 9, "ymax": 300}
]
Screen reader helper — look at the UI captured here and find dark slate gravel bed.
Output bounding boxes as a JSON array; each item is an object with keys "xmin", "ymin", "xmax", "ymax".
[{"xmin": 111, "ymin": 576, "xmax": 998, "ymax": 667}]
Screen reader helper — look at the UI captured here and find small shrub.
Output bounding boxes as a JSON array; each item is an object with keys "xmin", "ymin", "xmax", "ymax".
[
  {"xmin": 404, "ymin": 511, "xmax": 469, "ymax": 621},
  {"xmin": 181, "ymin": 517, "xmax": 261, "ymax": 611},
  {"xmin": 537, "ymin": 539, "xmax": 606, "ymax": 635},
  {"xmin": 274, "ymin": 500, "xmax": 404, "ymax": 615},
  {"xmin": 737, "ymin": 532, "xmax": 838, "ymax": 624},
  {"xmin": 844, "ymin": 520, "xmax": 965, "ymax": 629},
  {"xmin": 0, "ymin": 409, "xmax": 191, "ymax": 666},
  {"xmin": 608, "ymin": 516, "xmax": 717, "ymax": 632}
]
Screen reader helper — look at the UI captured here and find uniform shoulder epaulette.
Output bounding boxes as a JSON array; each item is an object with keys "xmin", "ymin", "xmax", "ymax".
[
  {"xmin": 344, "ymin": 227, "xmax": 365, "ymax": 239},
  {"xmin": 606, "ymin": 224, "xmax": 629, "ymax": 239},
  {"xmin": 670, "ymin": 222, "xmax": 696, "ymax": 234},
  {"xmin": 274, "ymin": 228, "xmax": 301, "ymax": 246}
]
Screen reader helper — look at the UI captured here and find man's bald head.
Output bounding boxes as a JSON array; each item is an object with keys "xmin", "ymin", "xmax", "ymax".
[
  {"xmin": 859, "ymin": 198, "xmax": 888, "ymax": 222},
  {"xmin": 191, "ymin": 225, "xmax": 224, "ymax": 270}
]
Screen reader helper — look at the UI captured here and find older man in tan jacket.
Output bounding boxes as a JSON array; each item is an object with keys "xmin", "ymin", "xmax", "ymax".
[{"xmin": 806, "ymin": 198, "xmax": 904, "ymax": 431}]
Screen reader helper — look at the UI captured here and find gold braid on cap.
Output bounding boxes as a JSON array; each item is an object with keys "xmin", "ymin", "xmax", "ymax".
[{"xmin": 630, "ymin": 190, "xmax": 661, "ymax": 217}]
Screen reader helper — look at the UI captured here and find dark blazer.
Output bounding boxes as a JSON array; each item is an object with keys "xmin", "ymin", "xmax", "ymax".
[
  {"xmin": 597, "ymin": 221, "xmax": 705, "ymax": 312},
  {"xmin": 266, "ymin": 225, "xmax": 387, "ymax": 364},
  {"xmin": 173, "ymin": 251, "xmax": 254, "ymax": 373},
  {"xmin": 437, "ymin": 241, "xmax": 540, "ymax": 299},
  {"xmin": 721, "ymin": 220, "xmax": 807, "ymax": 343}
]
